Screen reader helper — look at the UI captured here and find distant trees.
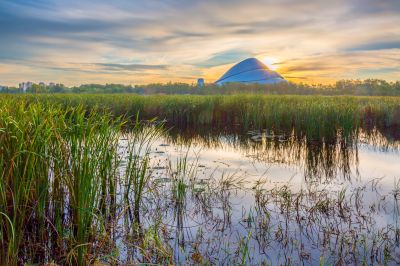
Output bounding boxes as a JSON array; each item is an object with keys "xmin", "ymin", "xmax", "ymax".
[
  {"xmin": 1, "ymin": 79, "xmax": 400, "ymax": 96},
  {"xmin": 334, "ymin": 79, "xmax": 400, "ymax": 96},
  {"xmin": 48, "ymin": 84, "xmax": 66, "ymax": 93},
  {"xmin": 70, "ymin": 84, "xmax": 144, "ymax": 94},
  {"xmin": 0, "ymin": 86, "xmax": 20, "ymax": 93}
]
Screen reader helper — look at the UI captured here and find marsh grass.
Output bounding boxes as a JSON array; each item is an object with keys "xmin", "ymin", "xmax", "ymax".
[
  {"xmin": 4, "ymin": 94, "xmax": 400, "ymax": 140},
  {"xmin": 122, "ymin": 119, "xmax": 163, "ymax": 225},
  {"xmin": 0, "ymin": 98, "xmax": 163, "ymax": 265}
]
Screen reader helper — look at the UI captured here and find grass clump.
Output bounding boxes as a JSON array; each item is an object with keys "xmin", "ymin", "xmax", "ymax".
[{"xmin": 0, "ymin": 98, "xmax": 166, "ymax": 265}]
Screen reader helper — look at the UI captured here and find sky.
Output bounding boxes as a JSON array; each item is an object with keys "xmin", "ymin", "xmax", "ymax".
[{"xmin": 0, "ymin": 0, "xmax": 399, "ymax": 86}]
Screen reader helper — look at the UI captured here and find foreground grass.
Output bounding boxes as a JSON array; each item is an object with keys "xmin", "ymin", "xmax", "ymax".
[{"xmin": 0, "ymin": 99, "xmax": 170, "ymax": 265}]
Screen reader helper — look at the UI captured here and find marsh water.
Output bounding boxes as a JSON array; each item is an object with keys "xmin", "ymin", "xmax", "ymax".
[{"xmin": 116, "ymin": 127, "xmax": 400, "ymax": 265}]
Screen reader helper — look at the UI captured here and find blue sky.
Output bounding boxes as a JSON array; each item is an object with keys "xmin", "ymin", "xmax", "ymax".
[{"xmin": 0, "ymin": 0, "xmax": 399, "ymax": 85}]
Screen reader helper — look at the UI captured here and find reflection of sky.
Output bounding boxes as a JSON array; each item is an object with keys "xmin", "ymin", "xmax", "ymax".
[
  {"xmin": 153, "ymin": 137, "xmax": 400, "ymax": 191},
  {"xmin": 144, "ymin": 136, "xmax": 400, "ymax": 263},
  {"xmin": 358, "ymin": 146, "xmax": 400, "ymax": 174},
  {"xmin": 1, "ymin": 0, "xmax": 399, "ymax": 86},
  {"xmin": 357, "ymin": 146, "xmax": 400, "ymax": 189}
]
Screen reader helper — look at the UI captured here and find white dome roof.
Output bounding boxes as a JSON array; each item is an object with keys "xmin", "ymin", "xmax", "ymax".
[{"xmin": 215, "ymin": 58, "xmax": 286, "ymax": 85}]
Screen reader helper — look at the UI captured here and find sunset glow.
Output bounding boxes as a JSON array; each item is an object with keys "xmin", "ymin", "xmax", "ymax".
[{"xmin": 263, "ymin": 57, "xmax": 279, "ymax": 71}]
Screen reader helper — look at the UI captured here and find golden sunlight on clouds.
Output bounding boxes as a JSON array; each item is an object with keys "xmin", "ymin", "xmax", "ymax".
[
  {"xmin": 277, "ymin": 50, "xmax": 400, "ymax": 84},
  {"xmin": 203, "ymin": 64, "xmax": 234, "ymax": 84}
]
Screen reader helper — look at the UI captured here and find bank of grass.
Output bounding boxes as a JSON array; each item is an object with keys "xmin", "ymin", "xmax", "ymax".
[{"xmin": 5, "ymin": 94, "xmax": 400, "ymax": 139}]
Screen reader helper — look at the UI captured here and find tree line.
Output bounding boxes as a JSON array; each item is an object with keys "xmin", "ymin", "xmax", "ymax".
[{"xmin": 1, "ymin": 79, "xmax": 400, "ymax": 96}]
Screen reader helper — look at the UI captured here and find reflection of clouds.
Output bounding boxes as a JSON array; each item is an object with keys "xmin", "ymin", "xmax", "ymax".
[
  {"xmin": 358, "ymin": 147, "xmax": 400, "ymax": 180},
  {"xmin": 0, "ymin": 0, "xmax": 399, "ymax": 85},
  {"xmin": 161, "ymin": 131, "xmax": 400, "ymax": 191}
]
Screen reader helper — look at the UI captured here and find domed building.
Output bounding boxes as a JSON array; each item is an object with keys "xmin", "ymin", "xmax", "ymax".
[{"xmin": 215, "ymin": 58, "xmax": 286, "ymax": 85}]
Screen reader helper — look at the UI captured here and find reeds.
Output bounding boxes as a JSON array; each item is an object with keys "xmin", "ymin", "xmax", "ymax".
[
  {"xmin": 122, "ymin": 119, "xmax": 163, "ymax": 225},
  {"xmin": 0, "ymin": 98, "xmax": 160, "ymax": 265},
  {"xmin": 4, "ymin": 94, "xmax": 400, "ymax": 140}
]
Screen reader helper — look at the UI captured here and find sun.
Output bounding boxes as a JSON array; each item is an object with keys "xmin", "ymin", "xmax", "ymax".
[{"xmin": 262, "ymin": 57, "xmax": 278, "ymax": 71}]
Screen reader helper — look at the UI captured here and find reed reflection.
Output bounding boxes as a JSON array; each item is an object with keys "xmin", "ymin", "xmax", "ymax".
[{"xmin": 164, "ymin": 125, "xmax": 400, "ymax": 181}]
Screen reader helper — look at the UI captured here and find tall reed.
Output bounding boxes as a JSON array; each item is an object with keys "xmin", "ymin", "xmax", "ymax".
[{"xmin": 0, "ymin": 99, "xmax": 124, "ymax": 265}]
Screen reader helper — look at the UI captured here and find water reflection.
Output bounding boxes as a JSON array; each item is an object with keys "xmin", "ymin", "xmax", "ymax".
[
  {"xmin": 117, "ymin": 125, "xmax": 400, "ymax": 264},
  {"xmin": 164, "ymin": 126, "xmax": 400, "ymax": 181}
]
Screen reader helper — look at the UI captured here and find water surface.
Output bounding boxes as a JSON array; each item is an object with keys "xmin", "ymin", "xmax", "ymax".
[{"xmin": 118, "ymin": 128, "xmax": 400, "ymax": 265}]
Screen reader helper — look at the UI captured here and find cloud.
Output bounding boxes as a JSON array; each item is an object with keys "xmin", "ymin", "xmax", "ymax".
[
  {"xmin": 348, "ymin": 0, "xmax": 400, "ymax": 15},
  {"xmin": 0, "ymin": 0, "xmax": 399, "ymax": 85},
  {"xmin": 195, "ymin": 50, "xmax": 253, "ymax": 67},
  {"xmin": 347, "ymin": 41, "xmax": 400, "ymax": 51},
  {"xmin": 96, "ymin": 63, "xmax": 168, "ymax": 71},
  {"xmin": 277, "ymin": 50, "xmax": 400, "ymax": 83}
]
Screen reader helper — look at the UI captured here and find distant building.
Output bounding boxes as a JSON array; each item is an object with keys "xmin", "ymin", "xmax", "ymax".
[
  {"xmin": 197, "ymin": 78, "xmax": 205, "ymax": 87},
  {"xmin": 39, "ymin": 82, "xmax": 46, "ymax": 86},
  {"xmin": 49, "ymin": 82, "xmax": 55, "ymax": 87},
  {"xmin": 19, "ymin": 82, "xmax": 33, "ymax": 92}
]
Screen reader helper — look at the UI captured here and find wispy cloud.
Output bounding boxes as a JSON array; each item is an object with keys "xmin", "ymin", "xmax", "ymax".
[
  {"xmin": 195, "ymin": 50, "xmax": 253, "ymax": 67},
  {"xmin": 96, "ymin": 63, "xmax": 168, "ymax": 71},
  {"xmin": 347, "ymin": 41, "xmax": 400, "ymax": 51}
]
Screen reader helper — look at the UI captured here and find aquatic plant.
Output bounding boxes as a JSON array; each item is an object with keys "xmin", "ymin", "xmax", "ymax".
[{"xmin": 0, "ymin": 99, "xmax": 159, "ymax": 265}]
